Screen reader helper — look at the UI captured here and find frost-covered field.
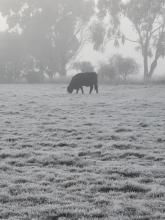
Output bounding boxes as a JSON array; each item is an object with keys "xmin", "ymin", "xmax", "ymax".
[{"xmin": 0, "ymin": 84, "xmax": 165, "ymax": 220}]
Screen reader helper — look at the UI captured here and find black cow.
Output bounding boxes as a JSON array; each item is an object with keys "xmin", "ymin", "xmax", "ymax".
[{"xmin": 67, "ymin": 72, "xmax": 98, "ymax": 94}]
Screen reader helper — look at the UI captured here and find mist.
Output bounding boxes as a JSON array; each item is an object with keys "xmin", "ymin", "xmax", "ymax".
[
  {"xmin": 0, "ymin": 0, "xmax": 165, "ymax": 83},
  {"xmin": 0, "ymin": 1, "xmax": 165, "ymax": 220}
]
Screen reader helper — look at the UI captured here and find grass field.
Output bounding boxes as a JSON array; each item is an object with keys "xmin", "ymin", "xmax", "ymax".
[{"xmin": 0, "ymin": 84, "xmax": 165, "ymax": 220}]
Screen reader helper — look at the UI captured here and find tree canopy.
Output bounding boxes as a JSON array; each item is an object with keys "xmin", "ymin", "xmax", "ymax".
[
  {"xmin": 94, "ymin": 0, "xmax": 165, "ymax": 80},
  {"xmin": 1, "ymin": 0, "xmax": 165, "ymax": 82},
  {"xmin": 0, "ymin": 0, "xmax": 94, "ymax": 81},
  {"xmin": 98, "ymin": 54, "xmax": 139, "ymax": 82}
]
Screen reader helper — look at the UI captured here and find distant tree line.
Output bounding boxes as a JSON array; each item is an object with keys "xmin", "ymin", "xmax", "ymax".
[
  {"xmin": 0, "ymin": 0, "xmax": 164, "ymax": 83},
  {"xmin": 74, "ymin": 55, "xmax": 139, "ymax": 83}
]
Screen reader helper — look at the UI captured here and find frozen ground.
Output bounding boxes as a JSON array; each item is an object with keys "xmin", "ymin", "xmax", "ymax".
[{"xmin": 0, "ymin": 84, "xmax": 165, "ymax": 220}]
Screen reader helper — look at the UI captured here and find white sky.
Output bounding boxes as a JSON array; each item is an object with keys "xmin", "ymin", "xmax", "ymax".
[{"xmin": 0, "ymin": 13, "xmax": 8, "ymax": 31}]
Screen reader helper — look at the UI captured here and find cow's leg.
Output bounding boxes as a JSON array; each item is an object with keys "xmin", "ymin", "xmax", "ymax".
[
  {"xmin": 76, "ymin": 88, "xmax": 79, "ymax": 94},
  {"xmin": 94, "ymin": 84, "xmax": 98, "ymax": 93},
  {"xmin": 81, "ymin": 87, "xmax": 84, "ymax": 94},
  {"xmin": 89, "ymin": 85, "xmax": 93, "ymax": 94}
]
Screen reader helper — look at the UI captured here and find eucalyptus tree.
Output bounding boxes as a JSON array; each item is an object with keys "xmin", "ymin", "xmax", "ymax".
[
  {"xmin": 93, "ymin": 0, "xmax": 165, "ymax": 81},
  {"xmin": 0, "ymin": 0, "xmax": 94, "ymax": 79}
]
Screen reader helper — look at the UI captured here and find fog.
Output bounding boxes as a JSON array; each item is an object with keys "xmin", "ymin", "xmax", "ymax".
[
  {"xmin": 0, "ymin": 0, "xmax": 165, "ymax": 83},
  {"xmin": 0, "ymin": 1, "xmax": 165, "ymax": 220}
]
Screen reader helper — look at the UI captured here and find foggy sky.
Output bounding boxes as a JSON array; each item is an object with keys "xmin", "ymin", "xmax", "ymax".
[
  {"xmin": 0, "ymin": 13, "xmax": 8, "ymax": 31},
  {"xmin": 0, "ymin": 10, "xmax": 164, "ymax": 78}
]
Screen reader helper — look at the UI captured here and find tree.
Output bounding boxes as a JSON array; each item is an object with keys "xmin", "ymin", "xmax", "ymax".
[
  {"xmin": 0, "ymin": 0, "xmax": 94, "ymax": 79},
  {"xmin": 98, "ymin": 54, "xmax": 139, "ymax": 82},
  {"xmin": 111, "ymin": 54, "xmax": 139, "ymax": 81},
  {"xmin": 94, "ymin": 0, "xmax": 165, "ymax": 81},
  {"xmin": 98, "ymin": 63, "xmax": 116, "ymax": 82},
  {"xmin": 122, "ymin": 0, "xmax": 165, "ymax": 81}
]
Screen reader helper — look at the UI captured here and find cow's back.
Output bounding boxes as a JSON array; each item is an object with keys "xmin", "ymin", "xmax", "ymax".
[{"xmin": 74, "ymin": 72, "xmax": 97, "ymax": 86}]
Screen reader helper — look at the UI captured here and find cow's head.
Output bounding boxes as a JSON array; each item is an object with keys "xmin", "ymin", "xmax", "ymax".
[{"xmin": 67, "ymin": 86, "xmax": 73, "ymax": 93}]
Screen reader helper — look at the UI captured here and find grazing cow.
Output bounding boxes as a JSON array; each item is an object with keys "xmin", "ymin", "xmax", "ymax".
[{"xmin": 67, "ymin": 72, "xmax": 98, "ymax": 94}]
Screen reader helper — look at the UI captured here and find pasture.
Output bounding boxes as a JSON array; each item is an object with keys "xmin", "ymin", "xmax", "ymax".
[{"xmin": 0, "ymin": 84, "xmax": 165, "ymax": 220}]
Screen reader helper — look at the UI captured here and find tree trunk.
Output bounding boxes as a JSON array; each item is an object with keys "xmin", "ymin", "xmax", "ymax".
[
  {"xmin": 148, "ymin": 46, "xmax": 161, "ymax": 80},
  {"xmin": 143, "ymin": 53, "xmax": 149, "ymax": 81},
  {"xmin": 148, "ymin": 59, "xmax": 158, "ymax": 80}
]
